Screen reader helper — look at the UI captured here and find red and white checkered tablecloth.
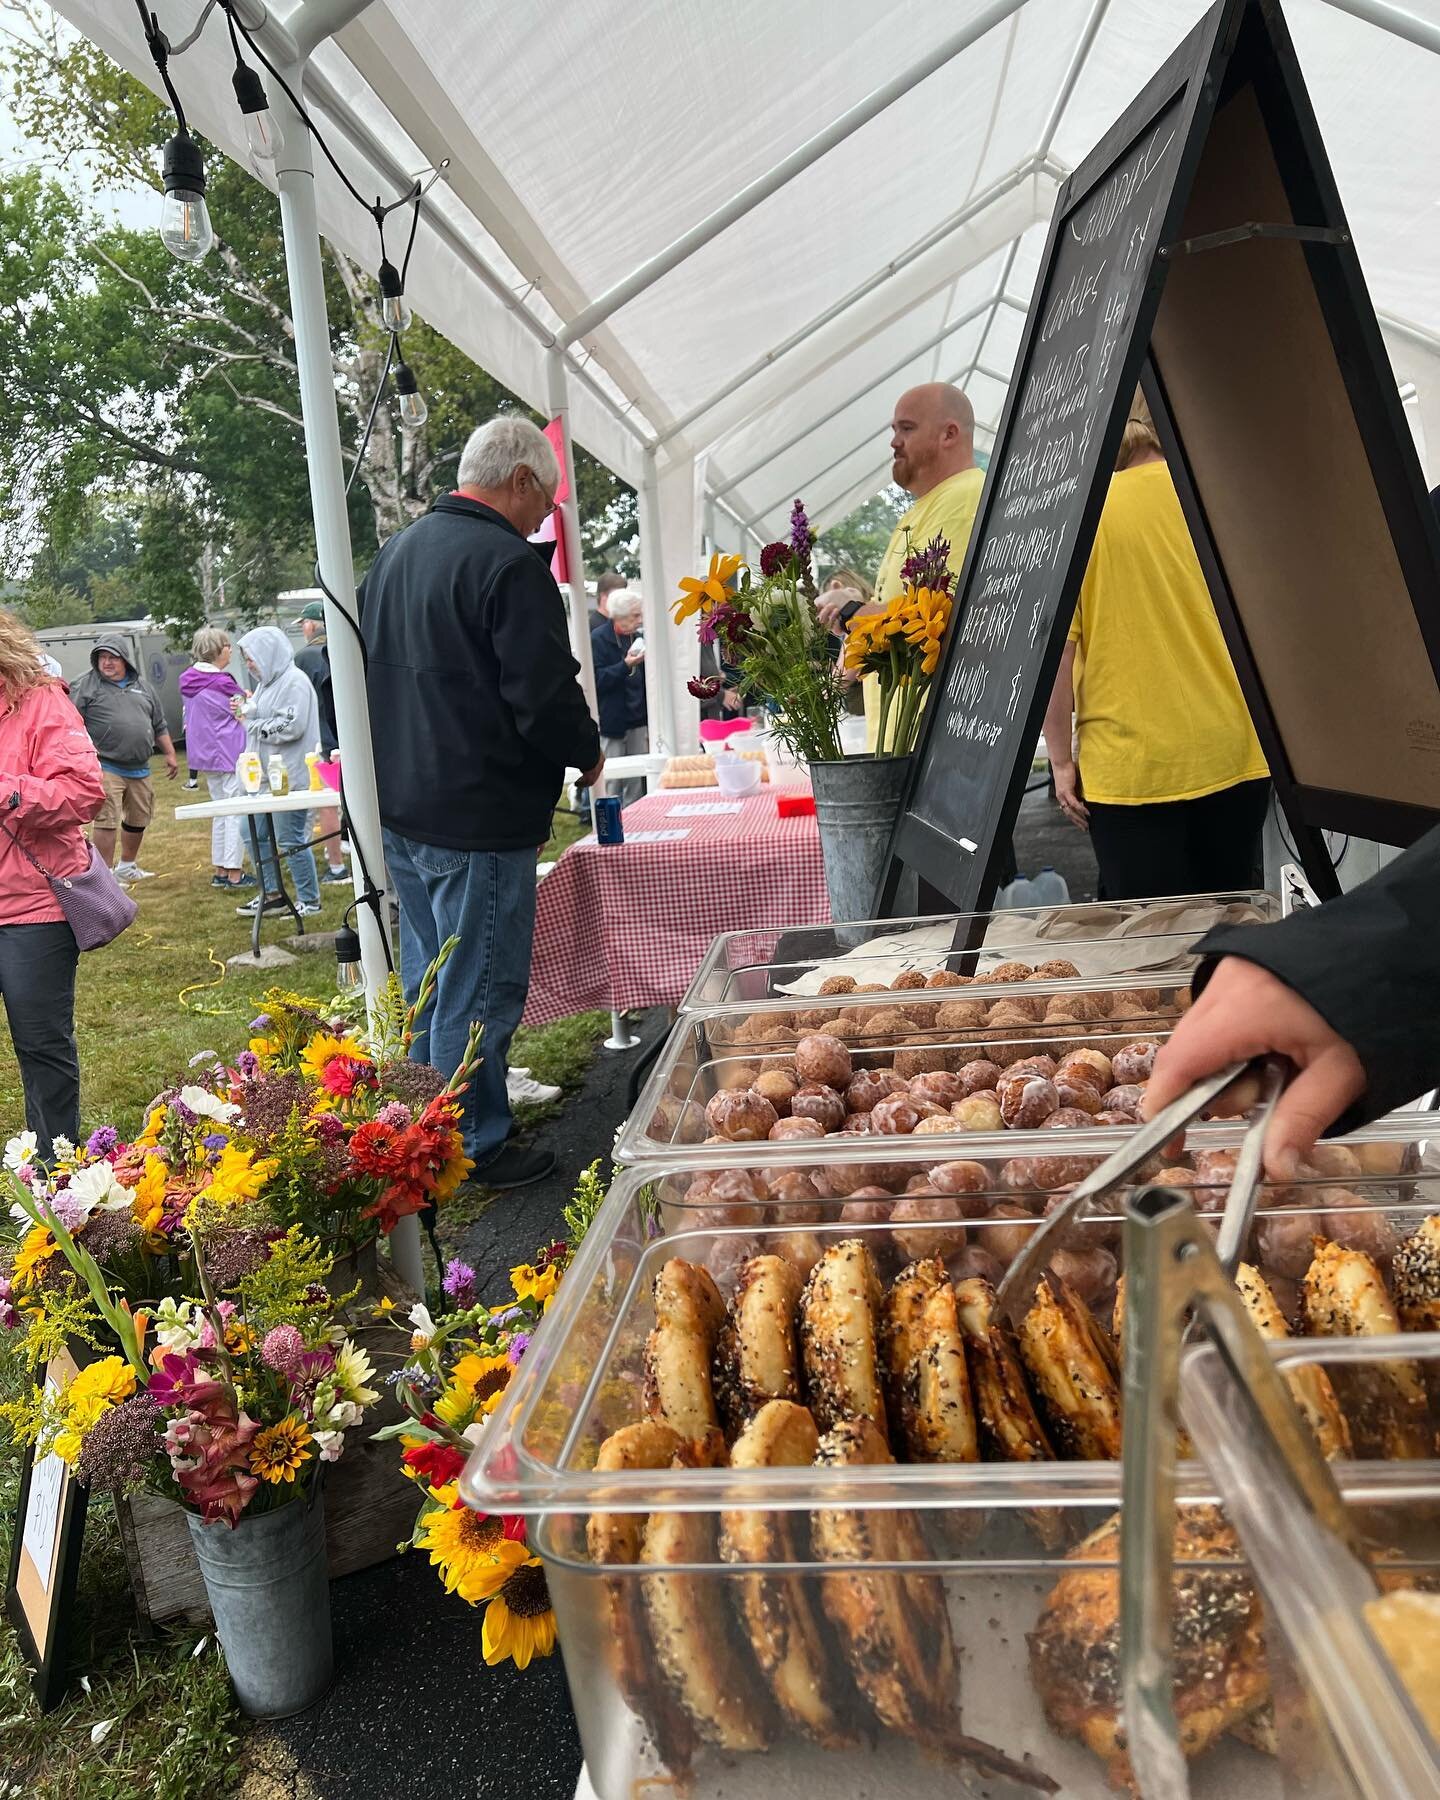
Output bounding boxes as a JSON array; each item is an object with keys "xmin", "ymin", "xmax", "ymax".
[{"xmin": 523, "ymin": 788, "xmax": 830, "ymax": 1024}]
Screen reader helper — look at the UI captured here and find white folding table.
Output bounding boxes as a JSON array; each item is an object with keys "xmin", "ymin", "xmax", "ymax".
[{"xmin": 174, "ymin": 788, "xmax": 336, "ymax": 956}]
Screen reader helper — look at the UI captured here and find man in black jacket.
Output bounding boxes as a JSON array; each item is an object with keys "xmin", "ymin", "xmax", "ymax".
[
  {"xmin": 360, "ymin": 415, "xmax": 604, "ymax": 1188},
  {"xmin": 1146, "ymin": 826, "xmax": 1440, "ymax": 1176}
]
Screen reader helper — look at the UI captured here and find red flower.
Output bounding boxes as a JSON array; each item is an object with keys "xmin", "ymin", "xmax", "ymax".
[
  {"xmin": 402, "ymin": 1439, "xmax": 467, "ymax": 1488},
  {"xmin": 687, "ymin": 675, "xmax": 723, "ymax": 701},
  {"xmin": 759, "ymin": 540, "xmax": 793, "ymax": 577},
  {"xmin": 320, "ymin": 1055, "xmax": 378, "ymax": 1099}
]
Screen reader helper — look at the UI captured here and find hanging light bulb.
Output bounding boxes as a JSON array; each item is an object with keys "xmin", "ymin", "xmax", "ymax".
[
  {"xmin": 377, "ymin": 258, "xmax": 412, "ymax": 334},
  {"xmin": 334, "ymin": 920, "xmax": 363, "ymax": 993},
  {"xmin": 232, "ymin": 60, "xmax": 282, "ymax": 162},
  {"xmin": 394, "ymin": 359, "xmax": 428, "ymax": 431},
  {"xmin": 160, "ymin": 131, "xmax": 214, "ymax": 263}
]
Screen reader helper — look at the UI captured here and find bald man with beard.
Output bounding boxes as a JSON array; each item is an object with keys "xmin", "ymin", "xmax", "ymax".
[{"xmin": 819, "ymin": 382, "xmax": 984, "ymax": 751}]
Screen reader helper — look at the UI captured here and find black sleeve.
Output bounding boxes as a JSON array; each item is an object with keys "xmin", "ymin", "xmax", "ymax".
[
  {"xmin": 590, "ymin": 630, "xmax": 630, "ymax": 705},
  {"xmin": 317, "ymin": 647, "xmax": 337, "ymax": 752},
  {"xmin": 1193, "ymin": 825, "xmax": 1440, "ymax": 1131},
  {"xmin": 490, "ymin": 556, "xmax": 602, "ymax": 772}
]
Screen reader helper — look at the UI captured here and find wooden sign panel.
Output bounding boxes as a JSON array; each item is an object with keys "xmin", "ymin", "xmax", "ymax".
[{"xmin": 883, "ymin": 0, "xmax": 1440, "ymax": 914}]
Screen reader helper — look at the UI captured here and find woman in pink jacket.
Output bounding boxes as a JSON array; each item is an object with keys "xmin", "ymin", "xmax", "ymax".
[{"xmin": 0, "ymin": 611, "xmax": 105, "ymax": 1155}]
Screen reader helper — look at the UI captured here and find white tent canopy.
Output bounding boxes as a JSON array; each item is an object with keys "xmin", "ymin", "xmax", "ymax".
[{"xmin": 52, "ymin": 0, "xmax": 1440, "ymax": 754}]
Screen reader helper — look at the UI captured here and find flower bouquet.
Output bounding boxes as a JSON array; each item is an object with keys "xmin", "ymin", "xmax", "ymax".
[
  {"xmin": 841, "ymin": 530, "xmax": 955, "ymax": 755},
  {"xmin": 370, "ymin": 1164, "xmax": 606, "ymax": 1668},
  {"xmin": 675, "ymin": 498, "xmax": 844, "ymax": 764}
]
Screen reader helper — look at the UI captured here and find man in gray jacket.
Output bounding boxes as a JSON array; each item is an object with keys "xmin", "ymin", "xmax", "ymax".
[{"xmin": 71, "ymin": 633, "xmax": 177, "ymax": 880}]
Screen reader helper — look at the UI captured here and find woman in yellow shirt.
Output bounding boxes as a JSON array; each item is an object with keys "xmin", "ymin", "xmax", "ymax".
[{"xmin": 1042, "ymin": 402, "xmax": 1269, "ymax": 899}]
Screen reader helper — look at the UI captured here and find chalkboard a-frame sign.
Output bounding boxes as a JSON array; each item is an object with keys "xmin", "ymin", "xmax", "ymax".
[{"xmin": 881, "ymin": 0, "xmax": 1440, "ymax": 915}]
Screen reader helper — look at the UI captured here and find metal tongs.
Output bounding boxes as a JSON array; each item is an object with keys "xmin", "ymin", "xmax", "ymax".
[{"xmin": 994, "ymin": 1056, "xmax": 1287, "ymax": 1328}]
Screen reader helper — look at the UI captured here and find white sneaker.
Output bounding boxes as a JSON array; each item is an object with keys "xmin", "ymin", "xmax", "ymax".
[
  {"xmin": 510, "ymin": 1066, "xmax": 531, "ymax": 1078},
  {"xmin": 507, "ymin": 1069, "xmax": 561, "ymax": 1104},
  {"xmin": 114, "ymin": 861, "xmax": 156, "ymax": 881},
  {"xmin": 296, "ymin": 901, "xmax": 324, "ymax": 917}
]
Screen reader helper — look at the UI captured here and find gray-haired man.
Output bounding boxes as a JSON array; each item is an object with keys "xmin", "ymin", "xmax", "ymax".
[{"xmin": 360, "ymin": 415, "xmax": 604, "ymax": 1189}]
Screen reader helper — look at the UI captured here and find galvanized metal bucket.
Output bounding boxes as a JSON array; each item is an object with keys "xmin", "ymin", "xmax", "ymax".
[
  {"xmin": 187, "ymin": 1487, "xmax": 333, "ymax": 1717},
  {"xmin": 809, "ymin": 754, "xmax": 912, "ymax": 930}
]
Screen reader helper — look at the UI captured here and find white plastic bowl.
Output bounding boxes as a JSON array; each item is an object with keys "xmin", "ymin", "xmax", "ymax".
[{"xmin": 715, "ymin": 758, "xmax": 762, "ymax": 797}]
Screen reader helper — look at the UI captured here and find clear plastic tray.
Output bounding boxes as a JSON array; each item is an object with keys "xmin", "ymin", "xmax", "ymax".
[
  {"xmin": 680, "ymin": 890, "xmax": 1279, "ymax": 1010},
  {"xmin": 620, "ymin": 975, "xmax": 1190, "ymax": 1163},
  {"xmin": 462, "ymin": 1191, "xmax": 1440, "ymax": 1800}
]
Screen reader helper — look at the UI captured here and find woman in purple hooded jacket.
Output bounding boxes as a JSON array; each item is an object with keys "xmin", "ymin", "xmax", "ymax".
[{"xmin": 178, "ymin": 626, "xmax": 251, "ymax": 889}]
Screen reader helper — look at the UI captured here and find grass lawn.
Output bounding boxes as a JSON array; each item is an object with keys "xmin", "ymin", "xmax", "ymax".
[
  {"xmin": 0, "ymin": 766, "xmax": 592, "ymax": 1139},
  {"xmin": 0, "ymin": 772, "xmax": 603, "ymax": 1795}
]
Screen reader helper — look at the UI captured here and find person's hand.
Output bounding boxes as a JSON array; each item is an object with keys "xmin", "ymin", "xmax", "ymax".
[
  {"xmin": 816, "ymin": 595, "xmax": 846, "ymax": 632},
  {"xmin": 1143, "ymin": 957, "xmax": 1368, "ymax": 1181},
  {"xmin": 228, "ymin": 694, "xmax": 246, "ymax": 719},
  {"xmin": 579, "ymin": 754, "xmax": 606, "ymax": 787},
  {"xmin": 1052, "ymin": 759, "xmax": 1089, "ymax": 830},
  {"xmin": 164, "ymin": 755, "xmax": 179, "ymax": 781},
  {"xmin": 624, "ymin": 644, "xmax": 645, "ymax": 666},
  {"xmin": 721, "ymin": 687, "xmax": 743, "ymax": 714}
]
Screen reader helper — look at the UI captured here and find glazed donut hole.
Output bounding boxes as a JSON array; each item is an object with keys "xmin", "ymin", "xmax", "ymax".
[
  {"xmin": 1301, "ymin": 1143, "xmax": 1364, "ymax": 1182},
  {"xmin": 891, "ymin": 1193, "xmax": 968, "ymax": 1263},
  {"xmin": 794, "ymin": 1033, "xmax": 853, "ymax": 1088},
  {"xmin": 1000, "ymin": 1156, "xmax": 1047, "ymax": 1197},
  {"xmin": 871, "ymin": 1093, "xmax": 945, "ymax": 1135},
  {"xmin": 836, "ymin": 1112, "xmax": 874, "ymax": 1136},
  {"xmin": 1254, "ymin": 1207, "xmax": 1325, "ymax": 1279},
  {"xmin": 908, "ymin": 1070, "xmax": 964, "ymax": 1109},
  {"xmin": 765, "ymin": 1169, "xmax": 822, "ymax": 1211},
  {"xmin": 980, "ymin": 1202, "xmax": 1040, "ymax": 1265},
  {"xmin": 1043, "ymin": 1187, "xmax": 1121, "ymax": 1249},
  {"xmin": 767, "ymin": 1114, "xmax": 826, "ymax": 1142},
  {"xmin": 845, "ymin": 1068, "xmax": 905, "ymax": 1113},
  {"xmin": 927, "ymin": 1159, "xmax": 992, "ymax": 1200},
  {"xmin": 1054, "ymin": 1080, "xmax": 1106, "ymax": 1117},
  {"xmin": 905, "ymin": 1174, "xmax": 937, "ymax": 1193},
  {"xmin": 649, "ymin": 1095, "xmax": 708, "ymax": 1144},
  {"xmin": 1045, "ymin": 1104, "xmax": 1103, "ymax": 1129},
  {"xmin": 911, "ymin": 1113, "xmax": 960, "ymax": 1137},
  {"xmin": 1049, "ymin": 1245, "xmax": 1118, "ymax": 1306},
  {"xmin": 997, "ymin": 1073, "xmax": 1060, "ymax": 1129},
  {"xmin": 1006, "ymin": 1053, "xmax": 1058, "ymax": 1082},
  {"xmin": 1315, "ymin": 1191, "xmax": 1398, "ymax": 1264},
  {"xmin": 953, "ymin": 1093, "xmax": 1004, "ymax": 1133},
  {"xmin": 838, "ymin": 1193, "xmax": 895, "ymax": 1230},
  {"xmin": 1103, "ymin": 1083, "xmax": 1146, "ymax": 1119},
  {"xmin": 1091, "ymin": 1111, "xmax": 1131, "ymax": 1126},
  {"xmin": 1059, "ymin": 1047, "xmax": 1113, "ymax": 1090},
  {"xmin": 813, "ymin": 1161, "xmax": 888, "ymax": 1199},
  {"xmin": 705, "ymin": 1088, "xmax": 779, "ymax": 1141},
  {"xmin": 1110, "ymin": 1041, "xmax": 1161, "ymax": 1086},
  {"xmin": 790, "ymin": 1083, "xmax": 847, "ymax": 1132},
  {"xmin": 1191, "ymin": 1148, "xmax": 1239, "ymax": 1183},
  {"xmin": 949, "ymin": 1242, "xmax": 1006, "ymax": 1287},
  {"xmin": 707, "ymin": 1167, "xmax": 770, "ymax": 1210},
  {"xmin": 751, "ymin": 1068, "xmax": 799, "ymax": 1116},
  {"xmin": 1030, "ymin": 1151, "xmax": 1099, "ymax": 1191},
  {"xmin": 957, "ymin": 1059, "xmax": 1004, "ymax": 1097}
]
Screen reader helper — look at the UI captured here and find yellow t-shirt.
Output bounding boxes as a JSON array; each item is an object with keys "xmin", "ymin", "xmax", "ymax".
[
  {"xmin": 1068, "ymin": 460, "xmax": 1268, "ymax": 805},
  {"xmin": 864, "ymin": 465, "xmax": 986, "ymax": 750}
]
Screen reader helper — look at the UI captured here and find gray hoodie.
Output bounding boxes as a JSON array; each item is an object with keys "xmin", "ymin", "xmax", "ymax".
[
  {"xmin": 71, "ymin": 633, "xmax": 168, "ymax": 772},
  {"xmin": 237, "ymin": 627, "xmax": 320, "ymax": 790}
]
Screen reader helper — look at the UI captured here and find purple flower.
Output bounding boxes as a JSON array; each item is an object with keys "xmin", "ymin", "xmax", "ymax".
[
  {"xmin": 51, "ymin": 1195, "xmax": 87, "ymax": 1233},
  {"xmin": 789, "ymin": 497, "xmax": 814, "ymax": 559},
  {"xmin": 312, "ymin": 1111, "xmax": 346, "ymax": 1145},
  {"xmin": 172, "ymin": 1099, "xmax": 197, "ymax": 1128},
  {"xmin": 899, "ymin": 531, "xmax": 954, "ymax": 597},
  {"xmin": 758, "ymin": 540, "xmax": 793, "ymax": 578},
  {"xmin": 687, "ymin": 674, "xmax": 723, "ymax": 701},
  {"xmin": 0, "ymin": 1276, "xmax": 19, "ymax": 1331},
  {"xmin": 86, "ymin": 1126, "xmax": 119, "ymax": 1158},
  {"xmin": 76, "ymin": 1392, "xmax": 164, "ymax": 1493},
  {"xmin": 506, "ymin": 1332, "xmax": 531, "ymax": 1367},
  {"xmin": 235, "ymin": 1051, "xmax": 260, "ymax": 1079},
  {"xmin": 492, "ymin": 1306, "xmax": 523, "ymax": 1328},
  {"xmin": 442, "ymin": 1259, "xmax": 477, "ymax": 1309},
  {"xmin": 203, "ymin": 1133, "xmax": 228, "ymax": 1151},
  {"xmin": 261, "ymin": 1324, "xmax": 305, "ymax": 1377},
  {"xmin": 249, "ymin": 1015, "xmax": 271, "ymax": 1032},
  {"xmin": 374, "ymin": 1101, "xmax": 413, "ymax": 1130}
]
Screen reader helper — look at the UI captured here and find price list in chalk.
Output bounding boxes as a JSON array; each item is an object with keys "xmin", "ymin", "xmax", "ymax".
[{"xmin": 910, "ymin": 100, "xmax": 1183, "ymax": 851}]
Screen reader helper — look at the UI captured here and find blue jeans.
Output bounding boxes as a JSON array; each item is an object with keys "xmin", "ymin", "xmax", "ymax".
[
  {"xmin": 382, "ymin": 829, "xmax": 537, "ymax": 1168},
  {"xmin": 258, "ymin": 809, "xmax": 319, "ymax": 906}
]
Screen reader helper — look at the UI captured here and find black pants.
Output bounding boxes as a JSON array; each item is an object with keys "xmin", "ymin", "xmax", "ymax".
[
  {"xmin": 1086, "ymin": 779, "xmax": 1270, "ymax": 901},
  {"xmin": 0, "ymin": 919, "xmax": 81, "ymax": 1157}
]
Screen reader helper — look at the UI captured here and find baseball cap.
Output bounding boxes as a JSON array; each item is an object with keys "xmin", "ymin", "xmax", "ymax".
[{"xmin": 292, "ymin": 600, "xmax": 325, "ymax": 625}]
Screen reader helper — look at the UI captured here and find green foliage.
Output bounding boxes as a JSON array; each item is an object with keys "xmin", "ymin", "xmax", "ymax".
[
  {"xmin": 817, "ymin": 487, "xmax": 908, "ymax": 585},
  {"xmin": 562, "ymin": 1160, "xmax": 607, "ymax": 1257},
  {"xmin": 236, "ymin": 1223, "xmax": 339, "ymax": 1327}
]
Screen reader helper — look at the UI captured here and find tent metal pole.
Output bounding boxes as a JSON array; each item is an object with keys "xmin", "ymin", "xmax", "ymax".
[
  {"xmin": 545, "ymin": 348, "xmax": 601, "ymax": 736},
  {"xmin": 638, "ymin": 446, "xmax": 676, "ymax": 754},
  {"xmin": 1036, "ymin": 0, "xmax": 1114, "ymax": 157},
  {"xmin": 653, "ymin": 156, "xmax": 1046, "ymax": 451},
  {"xmin": 712, "ymin": 294, "xmax": 1002, "ymax": 501},
  {"xmin": 1314, "ymin": 0, "xmax": 1440, "ymax": 55},
  {"xmin": 269, "ymin": 0, "xmax": 422, "ymax": 1293},
  {"xmin": 556, "ymin": 0, "xmax": 1031, "ymax": 352},
  {"xmin": 1379, "ymin": 311, "xmax": 1440, "ymax": 354}
]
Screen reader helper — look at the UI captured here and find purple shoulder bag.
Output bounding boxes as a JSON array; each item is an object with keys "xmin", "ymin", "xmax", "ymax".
[{"xmin": 0, "ymin": 818, "xmax": 138, "ymax": 950}]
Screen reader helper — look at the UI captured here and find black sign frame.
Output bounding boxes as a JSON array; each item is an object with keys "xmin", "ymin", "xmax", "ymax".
[{"xmin": 880, "ymin": 0, "xmax": 1440, "ymax": 916}]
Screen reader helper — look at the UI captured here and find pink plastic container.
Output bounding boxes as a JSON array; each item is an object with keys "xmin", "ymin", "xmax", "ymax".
[{"xmin": 697, "ymin": 717, "xmax": 753, "ymax": 746}]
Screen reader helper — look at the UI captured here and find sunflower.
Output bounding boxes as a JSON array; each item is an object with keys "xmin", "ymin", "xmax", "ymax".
[
  {"xmin": 298, "ymin": 1031, "xmax": 369, "ymax": 1087},
  {"xmin": 435, "ymin": 1352, "xmax": 510, "ymax": 1428},
  {"xmin": 483, "ymin": 1557, "xmax": 558, "ymax": 1668},
  {"xmin": 510, "ymin": 1261, "xmax": 559, "ymax": 1308},
  {"xmin": 249, "ymin": 1414, "xmax": 313, "ymax": 1483},
  {"xmin": 672, "ymin": 552, "xmax": 744, "ymax": 624},
  {"xmin": 11, "ymin": 1224, "xmax": 59, "ymax": 1291},
  {"xmin": 417, "ymin": 1492, "xmax": 527, "ymax": 1602}
]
